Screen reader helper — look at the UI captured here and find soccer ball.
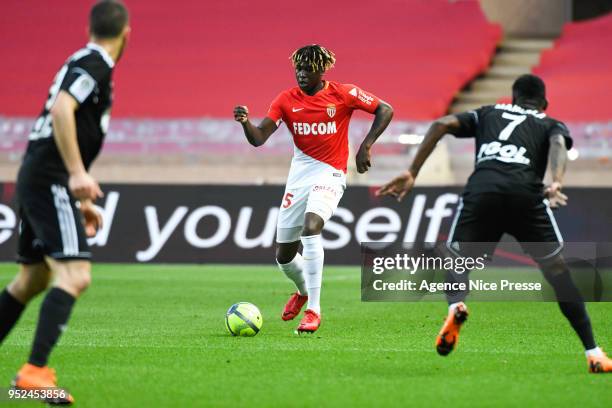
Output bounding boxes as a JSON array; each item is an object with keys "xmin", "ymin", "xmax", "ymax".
[{"xmin": 225, "ymin": 302, "xmax": 263, "ymax": 337}]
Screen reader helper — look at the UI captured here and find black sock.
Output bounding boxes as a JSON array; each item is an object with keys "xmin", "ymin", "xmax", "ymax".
[
  {"xmin": 558, "ymin": 301, "xmax": 596, "ymax": 350},
  {"xmin": 543, "ymin": 269, "xmax": 597, "ymax": 350},
  {"xmin": 28, "ymin": 288, "xmax": 76, "ymax": 367},
  {"xmin": 445, "ymin": 270, "xmax": 470, "ymax": 305},
  {"xmin": 0, "ymin": 288, "xmax": 25, "ymax": 345}
]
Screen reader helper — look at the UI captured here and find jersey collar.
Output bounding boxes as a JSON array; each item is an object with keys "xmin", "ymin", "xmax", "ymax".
[{"xmin": 86, "ymin": 42, "xmax": 115, "ymax": 68}]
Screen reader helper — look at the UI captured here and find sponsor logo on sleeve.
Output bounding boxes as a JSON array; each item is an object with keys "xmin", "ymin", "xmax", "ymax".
[
  {"xmin": 348, "ymin": 87, "xmax": 373, "ymax": 105},
  {"xmin": 69, "ymin": 73, "xmax": 96, "ymax": 103}
]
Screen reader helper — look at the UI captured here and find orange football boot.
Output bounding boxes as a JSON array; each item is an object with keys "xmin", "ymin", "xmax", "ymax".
[
  {"xmin": 436, "ymin": 303, "xmax": 469, "ymax": 356},
  {"xmin": 297, "ymin": 309, "xmax": 321, "ymax": 333},
  {"xmin": 12, "ymin": 363, "xmax": 74, "ymax": 405},
  {"xmin": 282, "ymin": 292, "xmax": 308, "ymax": 321},
  {"xmin": 587, "ymin": 350, "xmax": 612, "ymax": 373}
]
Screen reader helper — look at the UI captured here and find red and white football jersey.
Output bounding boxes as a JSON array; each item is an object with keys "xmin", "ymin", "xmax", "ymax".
[{"xmin": 267, "ymin": 81, "xmax": 380, "ymax": 187}]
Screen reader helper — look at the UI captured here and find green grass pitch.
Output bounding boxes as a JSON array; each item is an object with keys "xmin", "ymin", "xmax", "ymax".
[{"xmin": 0, "ymin": 263, "xmax": 610, "ymax": 407}]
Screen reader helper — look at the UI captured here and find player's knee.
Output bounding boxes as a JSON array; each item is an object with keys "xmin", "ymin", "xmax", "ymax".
[
  {"xmin": 70, "ymin": 269, "xmax": 92, "ymax": 295},
  {"xmin": 276, "ymin": 245, "xmax": 295, "ymax": 265},
  {"xmin": 275, "ymin": 251, "xmax": 290, "ymax": 265},
  {"xmin": 302, "ymin": 216, "xmax": 324, "ymax": 236},
  {"xmin": 55, "ymin": 262, "xmax": 92, "ymax": 296},
  {"xmin": 301, "ymin": 226, "xmax": 320, "ymax": 236},
  {"xmin": 538, "ymin": 255, "xmax": 567, "ymax": 282},
  {"xmin": 80, "ymin": 270, "xmax": 92, "ymax": 292},
  {"xmin": 9, "ymin": 277, "xmax": 43, "ymax": 303},
  {"xmin": 26, "ymin": 274, "xmax": 51, "ymax": 297},
  {"xmin": 9, "ymin": 266, "xmax": 51, "ymax": 302}
]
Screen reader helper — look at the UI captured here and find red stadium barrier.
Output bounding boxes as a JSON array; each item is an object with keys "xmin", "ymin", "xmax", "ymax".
[
  {"xmin": 0, "ymin": 0, "xmax": 500, "ymax": 120},
  {"xmin": 533, "ymin": 12, "xmax": 612, "ymax": 121}
]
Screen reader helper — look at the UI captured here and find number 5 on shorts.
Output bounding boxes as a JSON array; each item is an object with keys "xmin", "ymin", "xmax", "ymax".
[{"xmin": 282, "ymin": 193, "xmax": 294, "ymax": 209}]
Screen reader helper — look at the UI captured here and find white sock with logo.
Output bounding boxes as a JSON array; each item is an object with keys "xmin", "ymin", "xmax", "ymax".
[
  {"xmin": 300, "ymin": 235, "xmax": 324, "ymax": 314},
  {"xmin": 585, "ymin": 346, "xmax": 603, "ymax": 358},
  {"xmin": 277, "ymin": 253, "xmax": 307, "ymax": 295}
]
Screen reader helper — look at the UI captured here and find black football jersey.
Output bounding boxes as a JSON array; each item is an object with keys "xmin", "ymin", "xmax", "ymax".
[
  {"xmin": 22, "ymin": 43, "xmax": 114, "ymax": 180},
  {"xmin": 452, "ymin": 104, "xmax": 572, "ymax": 196}
]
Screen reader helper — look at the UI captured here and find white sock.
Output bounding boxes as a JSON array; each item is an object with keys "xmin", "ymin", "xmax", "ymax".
[
  {"xmin": 585, "ymin": 346, "xmax": 603, "ymax": 357},
  {"xmin": 300, "ymin": 235, "xmax": 323, "ymax": 314},
  {"xmin": 277, "ymin": 253, "xmax": 307, "ymax": 295},
  {"xmin": 449, "ymin": 302, "xmax": 466, "ymax": 312}
]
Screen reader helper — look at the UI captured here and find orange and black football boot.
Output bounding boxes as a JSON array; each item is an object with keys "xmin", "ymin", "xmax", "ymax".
[
  {"xmin": 12, "ymin": 363, "xmax": 74, "ymax": 405},
  {"xmin": 587, "ymin": 350, "xmax": 612, "ymax": 373},
  {"xmin": 282, "ymin": 292, "xmax": 308, "ymax": 321},
  {"xmin": 297, "ymin": 309, "xmax": 321, "ymax": 333},
  {"xmin": 436, "ymin": 303, "xmax": 468, "ymax": 356}
]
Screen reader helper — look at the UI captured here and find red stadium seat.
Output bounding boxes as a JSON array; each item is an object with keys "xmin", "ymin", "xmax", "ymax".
[
  {"xmin": 0, "ymin": 0, "xmax": 500, "ymax": 120},
  {"xmin": 533, "ymin": 12, "xmax": 612, "ymax": 121}
]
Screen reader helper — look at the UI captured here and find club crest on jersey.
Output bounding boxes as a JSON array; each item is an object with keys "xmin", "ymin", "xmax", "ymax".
[{"xmin": 326, "ymin": 104, "xmax": 336, "ymax": 118}]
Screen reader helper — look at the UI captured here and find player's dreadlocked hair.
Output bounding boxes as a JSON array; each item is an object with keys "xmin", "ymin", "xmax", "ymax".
[{"xmin": 291, "ymin": 45, "xmax": 336, "ymax": 72}]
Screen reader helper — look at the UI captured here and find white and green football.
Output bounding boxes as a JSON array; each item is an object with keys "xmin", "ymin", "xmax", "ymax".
[{"xmin": 225, "ymin": 302, "xmax": 263, "ymax": 337}]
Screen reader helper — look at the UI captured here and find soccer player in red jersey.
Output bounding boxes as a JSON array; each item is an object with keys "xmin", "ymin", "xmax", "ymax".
[{"xmin": 234, "ymin": 45, "xmax": 393, "ymax": 333}]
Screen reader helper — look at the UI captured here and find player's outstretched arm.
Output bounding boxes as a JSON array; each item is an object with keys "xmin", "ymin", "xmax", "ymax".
[
  {"xmin": 51, "ymin": 90, "xmax": 103, "ymax": 201},
  {"xmin": 233, "ymin": 105, "xmax": 277, "ymax": 147},
  {"xmin": 544, "ymin": 134, "xmax": 568, "ymax": 208},
  {"xmin": 355, "ymin": 101, "xmax": 394, "ymax": 173},
  {"xmin": 376, "ymin": 114, "xmax": 461, "ymax": 201}
]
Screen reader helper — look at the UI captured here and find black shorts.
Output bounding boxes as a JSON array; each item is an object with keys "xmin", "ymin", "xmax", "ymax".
[
  {"xmin": 16, "ymin": 179, "xmax": 91, "ymax": 264},
  {"xmin": 446, "ymin": 192, "xmax": 563, "ymax": 261}
]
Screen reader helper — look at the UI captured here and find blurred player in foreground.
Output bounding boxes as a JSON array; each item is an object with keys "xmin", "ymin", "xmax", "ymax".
[
  {"xmin": 234, "ymin": 45, "xmax": 393, "ymax": 333},
  {"xmin": 378, "ymin": 74, "xmax": 611, "ymax": 373},
  {"xmin": 0, "ymin": 1, "xmax": 130, "ymax": 403}
]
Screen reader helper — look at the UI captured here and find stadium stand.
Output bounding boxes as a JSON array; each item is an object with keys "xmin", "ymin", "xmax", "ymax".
[
  {"xmin": 1, "ymin": 1, "xmax": 608, "ymax": 187},
  {"xmin": 533, "ymin": 12, "xmax": 612, "ymax": 121},
  {"xmin": 0, "ymin": 0, "xmax": 500, "ymax": 120}
]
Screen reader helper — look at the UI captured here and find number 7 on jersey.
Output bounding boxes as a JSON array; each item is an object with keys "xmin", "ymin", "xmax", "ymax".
[{"xmin": 498, "ymin": 112, "xmax": 527, "ymax": 141}]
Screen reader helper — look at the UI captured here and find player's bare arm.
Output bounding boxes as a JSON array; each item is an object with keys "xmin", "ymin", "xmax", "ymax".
[
  {"xmin": 377, "ymin": 114, "xmax": 461, "ymax": 201},
  {"xmin": 233, "ymin": 105, "xmax": 278, "ymax": 147},
  {"xmin": 545, "ymin": 133, "xmax": 568, "ymax": 208},
  {"xmin": 51, "ymin": 91, "xmax": 103, "ymax": 200},
  {"xmin": 356, "ymin": 100, "xmax": 394, "ymax": 173}
]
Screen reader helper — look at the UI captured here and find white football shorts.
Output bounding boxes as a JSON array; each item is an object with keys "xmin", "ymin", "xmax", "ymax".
[{"xmin": 276, "ymin": 182, "xmax": 345, "ymax": 243}]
